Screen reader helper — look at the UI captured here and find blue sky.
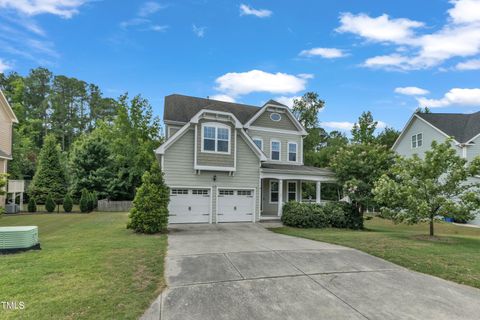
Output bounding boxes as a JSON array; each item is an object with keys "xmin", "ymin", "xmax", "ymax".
[{"xmin": 1, "ymin": 0, "xmax": 480, "ymax": 132}]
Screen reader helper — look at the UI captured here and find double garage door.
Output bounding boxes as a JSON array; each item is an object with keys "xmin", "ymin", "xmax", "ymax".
[{"xmin": 168, "ymin": 187, "xmax": 254, "ymax": 224}]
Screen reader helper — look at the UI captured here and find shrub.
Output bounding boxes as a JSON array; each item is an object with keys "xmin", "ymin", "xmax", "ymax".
[
  {"xmin": 63, "ymin": 193, "xmax": 73, "ymax": 213},
  {"xmin": 45, "ymin": 194, "xmax": 56, "ymax": 213},
  {"xmin": 127, "ymin": 163, "xmax": 170, "ymax": 234},
  {"xmin": 92, "ymin": 191, "xmax": 98, "ymax": 209},
  {"xmin": 281, "ymin": 201, "xmax": 363, "ymax": 229},
  {"xmin": 28, "ymin": 198, "xmax": 37, "ymax": 213},
  {"xmin": 79, "ymin": 188, "xmax": 90, "ymax": 213},
  {"xmin": 87, "ymin": 192, "xmax": 95, "ymax": 212}
]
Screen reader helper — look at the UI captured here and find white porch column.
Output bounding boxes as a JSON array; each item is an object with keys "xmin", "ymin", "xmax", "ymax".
[
  {"xmin": 298, "ymin": 180, "xmax": 302, "ymax": 202},
  {"xmin": 277, "ymin": 179, "xmax": 283, "ymax": 216},
  {"xmin": 316, "ymin": 181, "xmax": 321, "ymax": 204}
]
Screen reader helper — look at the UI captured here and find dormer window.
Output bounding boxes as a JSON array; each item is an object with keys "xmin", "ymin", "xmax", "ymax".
[
  {"xmin": 270, "ymin": 113, "xmax": 281, "ymax": 121},
  {"xmin": 202, "ymin": 122, "xmax": 230, "ymax": 154}
]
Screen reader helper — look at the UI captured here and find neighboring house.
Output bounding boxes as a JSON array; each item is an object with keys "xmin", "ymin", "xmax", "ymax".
[
  {"xmin": 156, "ymin": 94, "xmax": 335, "ymax": 223},
  {"xmin": 393, "ymin": 111, "xmax": 480, "ymax": 225},
  {"xmin": 0, "ymin": 90, "xmax": 18, "ymax": 207}
]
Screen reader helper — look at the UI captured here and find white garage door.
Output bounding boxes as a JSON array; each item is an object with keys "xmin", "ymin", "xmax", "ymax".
[
  {"xmin": 168, "ymin": 188, "xmax": 211, "ymax": 223},
  {"xmin": 217, "ymin": 189, "xmax": 255, "ymax": 222}
]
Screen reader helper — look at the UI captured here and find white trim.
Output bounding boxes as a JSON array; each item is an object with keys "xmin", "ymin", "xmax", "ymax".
[
  {"xmin": 462, "ymin": 146, "xmax": 467, "ymax": 159},
  {"xmin": 411, "ymin": 132, "xmax": 423, "ymax": 149},
  {"xmin": 200, "ymin": 122, "xmax": 231, "ymax": 154},
  {"xmin": 190, "ymin": 109, "xmax": 243, "ymax": 128},
  {"xmin": 193, "ymin": 165, "xmax": 236, "ymax": 172},
  {"xmin": 261, "ymin": 172, "xmax": 336, "ymax": 183},
  {"xmin": 164, "ymin": 120, "xmax": 187, "ymax": 126},
  {"xmin": 466, "ymin": 132, "xmax": 480, "ymax": 144},
  {"xmin": 194, "ymin": 124, "xmax": 198, "ymax": 165},
  {"xmin": 216, "ymin": 187, "xmax": 257, "ymax": 223},
  {"xmin": 239, "ymin": 130, "xmax": 267, "ymax": 161},
  {"xmin": 156, "ymin": 123, "xmax": 192, "ymax": 154},
  {"xmin": 287, "ymin": 181, "xmax": 297, "ymax": 202},
  {"xmin": 252, "ymin": 136, "xmax": 263, "ymax": 151},
  {"xmin": 167, "ymin": 186, "xmax": 213, "ymax": 224},
  {"xmin": 270, "ymin": 112, "xmax": 281, "ymax": 122},
  {"xmin": 316, "ymin": 181, "xmax": 321, "ymax": 204},
  {"xmin": 287, "ymin": 141, "xmax": 298, "ymax": 163},
  {"xmin": 269, "ymin": 180, "xmax": 279, "ymax": 204},
  {"xmin": 0, "ymin": 90, "xmax": 18, "ymax": 123},
  {"xmin": 244, "ymin": 103, "xmax": 307, "ymax": 135},
  {"xmin": 270, "ymin": 139, "xmax": 281, "ymax": 161},
  {"xmin": 248, "ymin": 125, "xmax": 304, "ymax": 136}
]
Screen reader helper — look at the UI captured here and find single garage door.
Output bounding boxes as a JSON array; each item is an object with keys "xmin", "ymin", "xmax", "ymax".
[
  {"xmin": 168, "ymin": 188, "xmax": 211, "ymax": 223},
  {"xmin": 217, "ymin": 189, "xmax": 255, "ymax": 222}
]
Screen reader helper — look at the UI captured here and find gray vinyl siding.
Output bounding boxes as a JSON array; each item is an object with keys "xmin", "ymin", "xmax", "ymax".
[
  {"xmin": 247, "ymin": 129, "xmax": 302, "ymax": 164},
  {"xmin": 163, "ymin": 127, "xmax": 261, "ymax": 222},
  {"xmin": 251, "ymin": 110, "xmax": 297, "ymax": 131},
  {"xmin": 262, "ymin": 178, "xmax": 302, "ymax": 215},
  {"xmin": 196, "ymin": 120, "xmax": 235, "ymax": 168},
  {"xmin": 466, "ymin": 135, "xmax": 480, "ymax": 162},
  {"xmin": 167, "ymin": 125, "xmax": 182, "ymax": 138},
  {"xmin": 394, "ymin": 117, "xmax": 462, "ymax": 159}
]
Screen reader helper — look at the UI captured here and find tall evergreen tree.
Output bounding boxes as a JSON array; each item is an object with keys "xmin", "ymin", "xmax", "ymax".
[{"xmin": 29, "ymin": 134, "xmax": 67, "ymax": 203}]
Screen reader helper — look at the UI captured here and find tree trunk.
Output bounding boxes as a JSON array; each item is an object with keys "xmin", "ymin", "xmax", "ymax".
[{"xmin": 429, "ymin": 216, "xmax": 434, "ymax": 237}]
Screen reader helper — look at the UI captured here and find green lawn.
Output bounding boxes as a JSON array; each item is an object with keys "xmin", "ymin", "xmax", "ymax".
[
  {"xmin": 271, "ymin": 217, "xmax": 480, "ymax": 289},
  {"xmin": 0, "ymin": 212, "xmax": 167, "ymax": 320}
]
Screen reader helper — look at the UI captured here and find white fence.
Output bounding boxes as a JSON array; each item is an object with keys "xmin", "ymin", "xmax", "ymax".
[{"xmin": 97, "ymin": 199, "xmax": 133, "ymax": 212}]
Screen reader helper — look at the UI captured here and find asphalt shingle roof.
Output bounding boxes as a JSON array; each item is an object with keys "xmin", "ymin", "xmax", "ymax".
[{"xmin": 416, "ymin": 111, "xmax": 480, "ymax": 143}]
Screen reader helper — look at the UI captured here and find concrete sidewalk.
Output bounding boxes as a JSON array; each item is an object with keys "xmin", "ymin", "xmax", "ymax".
[{"xmin": 142, "ymin": 223, "xmax": 480, "ymax": 320}]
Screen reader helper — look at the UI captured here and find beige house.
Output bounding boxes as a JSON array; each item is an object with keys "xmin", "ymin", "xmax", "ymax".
[{"xmin": 0, "ymin": 90, "xmax": 18, "ymax": 207}]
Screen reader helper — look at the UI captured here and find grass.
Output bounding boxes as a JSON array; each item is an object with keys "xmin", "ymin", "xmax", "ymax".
[
  {"xmin": 0, "ymin": 212, "xmax": 167, "ymax": 320},
  {"xmin": 271, "ymin": 217, "xmax": 480, "ymax": 289}
]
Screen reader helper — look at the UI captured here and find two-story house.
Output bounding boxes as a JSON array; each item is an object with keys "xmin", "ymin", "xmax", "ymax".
[
  {"xmin": 0, "ymin": 90, "xmax": 18, "ymax": 207},
  {"xmin": 393, "ymin": 110, "xmax": 480, "ymax": 225},
  {"xmin": 155, "ymin": 94, "xmax": 335, "ymax": 223}
]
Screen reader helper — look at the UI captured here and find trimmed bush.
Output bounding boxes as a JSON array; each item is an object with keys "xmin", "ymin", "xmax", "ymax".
[
  {"xmin": 281, "ymin": 201, "xmax": 363, "ymax": 229},
  {"xmin": 28, "ymin": 198, "xmax": 37, "ymax": 213},
  {"xmin": 87, "ymin": 192, "xmax": 95, "ymax": 212},
  {"xmin": 79, "ymin": 188, "xmax": 90, "ymax": 213},
  {"xmin": 45, "ymin": 194, "xmax": 56, "ymax": 213},
  {"xmin": 92, "ymin": 191, "xmax": 98, "ymax": 209},
  {"xmin": 63, "ymin": 193, "xmax": 73, "ymax": 213}
]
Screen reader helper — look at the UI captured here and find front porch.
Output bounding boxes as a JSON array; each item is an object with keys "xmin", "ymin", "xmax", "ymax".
[{"xmin": 259, "ymin": 163, "xmax": 337, "ymax": 220}]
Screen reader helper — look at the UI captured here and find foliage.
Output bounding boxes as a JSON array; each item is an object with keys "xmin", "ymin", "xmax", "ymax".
[
  {"xmin": 63, "ymin": 193, "xmax": 73, "ymax": 213},
  {"xmin": 28, "ymin": 134, "xmax": 67, "ymax": 203},
  {"xmin": 0, "ymin": 173, "xmax": 5, "ymax": 217},
  {"xmin": 127, "ymin": 163, "xmax": 170, "ymax": 234},
  {"xmin": 79, "ymin": 188, "xmax": 90, "ymax": 213},
  {"xmin": 304, "ymin": 130, "xmax": 348, "ymax": 167},
  {"xmin": 45, "ymin": 194, "xmax": 56, "ymax": 213},
  {"xmin": 351, "ymin": 111, "xmax": 377, "ymax": 144},
  {"xmin": 374, "ymin": 139, "xmax": 480, "ymax": 236},
  {"xmin": 331, "ymin": 143, "xmax": 396, "ymax": 216},
  {"xmin": 69, "ymin": 132, "xmax": 114, "ymax": 199},
  {"xmin": 27, "ymin": 198, "xmax": 37, "ymax": 213},
  {"xmin": 376, "ymin": 127, "xmax": 400, "ymax": 149},
  {"xmin": 281, "ymin": 201, "xmax": 362, "ymax": 229},
  {"xmin": 87, "ymin": 192, "xmax": 95, "ymax": 212}
]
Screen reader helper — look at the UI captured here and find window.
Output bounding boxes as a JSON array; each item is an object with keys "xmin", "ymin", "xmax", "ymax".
[
  {"xmin": 171, "ymin": 189, "xmax": 188, "ymax": 195},
  {"xmin": 202, "ymin": 123, "xmax": 230, "ymax": 153},
  {"xmin": 287, "ymin": 182, "xmax": 297, "ymax": 201},
  {"xmin": 219, "ymin": 190, "xmax": 234, "ymax": 196},
  {"xmin": 288, "ymin": 142, "xmax": 297, "ymax": 162},
  {"xmin": 253, "ymin": 137, "xmax": 263, "ymax": 150},
  {"xmin": 271, "ymin": 140, "xmax": 280, "ymax": 161},
  {"xmin": 237, "ymin": 190, "xmax": 252, "ymax": 196},
  {"xmin": 270, "ymin": 113, "xmax": 281, "ymax": 121},
  {"xmin": 192, "ymin": 189, "xmax": 209, "ymax": 195},
  {"xmin": 411, "ymin": 133, "xmax": 423, "ymax": 148},
  {"xmin": 270, "ymin": 181, "xmax": 279, "ymax": 203}
]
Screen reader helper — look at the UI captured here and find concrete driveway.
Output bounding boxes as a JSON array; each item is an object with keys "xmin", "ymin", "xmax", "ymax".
[{"xmin": 142, "ymin": 223, "xmax": 480, "ymax": 320}]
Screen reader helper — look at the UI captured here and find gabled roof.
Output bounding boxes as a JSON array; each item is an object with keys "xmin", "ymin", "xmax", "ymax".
[
  {"xmin": 0, "ymin": 90, "xmax": 18, "ymax": 123},
  {"xmin": 263, "ymin": 99, "xmax": 287, "ymax": 107},
  {"xmin": 164, "ymin": 94, "xmax": 261, "ymax": 124},
  {"xmin": 416, "ymin": 111, "xmax": 480, "ymax": 143}
]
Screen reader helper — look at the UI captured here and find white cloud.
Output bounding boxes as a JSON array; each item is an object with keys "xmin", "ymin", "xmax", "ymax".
[
  {"xmin": 338, "ymin": 0, "xmax": 480, "ymax": 70},
  {"xmin": 138, "ymin": 1, "xmax": 165, "ymax": 17},
  {"xmin": 321, "ymin": 121, "xmax": 355, "ymax": 131},
  {"xmin": 274, "ymin": 96, "xmax": 301, "ymax": 108},
  {"xmin": 299, "ymin": 47, "xmax": 346, "ymax": 58},
  {"xmin": 455, "ymin": 58, "xmax": 480, "ymax": 70},
  {"xmin": 239, "ymin": 4, "xmax": 272, "ymax": 18},
  {"xmin": 376, "ymin": 121, "xmax": 388, "ymax": 129},
  {"xmin": 297, "ymin": 73, "xmax": 314, "ymax": 79},
  {"xmin": 192, "ymin": 24, "xmax": 206, "ymax": 38},
  {"xmin": 394, "ymin": 86, "xmax": 430, "ymax": 96},
  {"xmin": 209, "ymin": 94, "xmax": 236, "ymax": 103},
  {"xmin": 215, "ymin": 70, "xmax": 308, "ymax": 97},
  {"xmin": 337, "ymin": 13, "xmax": 423, "ymax": 44},
  {"xmin": 0, "ymin": 0, "xmax": 87, "ymax": 18},
  {"xmin": 417, "ymin": 88, "xmax": 480, "ymax": 107},
  {"xmin": 0, "ymin": 58, "xmax": 12, "ymax": 73}
]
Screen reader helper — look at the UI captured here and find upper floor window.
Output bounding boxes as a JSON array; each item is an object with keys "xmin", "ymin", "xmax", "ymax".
[
  {"xmin": 253, "ymin": 137, "xmax": 263, "ymax": 150},
  {"xmin": 270, "ymin": 113, "xmax": 281, "ymax": 121},
  {"xmin": 271, "ymin": 140, "xmax": 280, "ymax": 161},
  {"xmin": 202, "ymin": 123, "xmax": 230, "ymax": 153},
  {"xmin": 288, "ymin": 142, "xmax": 297, "ymax": 162},
  {"xmin": 411, "ymin": 133, "xmax": 423, "ymax": 148}
]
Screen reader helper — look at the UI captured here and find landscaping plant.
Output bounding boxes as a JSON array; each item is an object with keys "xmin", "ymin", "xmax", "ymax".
[
  {"xmin": 0, "ymin": 173, "xmax": 6, "ymax": 217},
  {"xmin": 79, "ymin": 188, "xmax": 90, "ymax": 213},
  {"xmin": 127, "ymin": 163, "xmax": 170, "ymax": 233},
  {"xmin": 27, "ymin": 198, "xmax": 37, "ymax": 213},
  {"xmin": 45, "ymin": 194, "xmax": 56, "ymax": 213},
  {"xmin": 63, "ymin": 193, "xmax": 73, "ymax": 213}
]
